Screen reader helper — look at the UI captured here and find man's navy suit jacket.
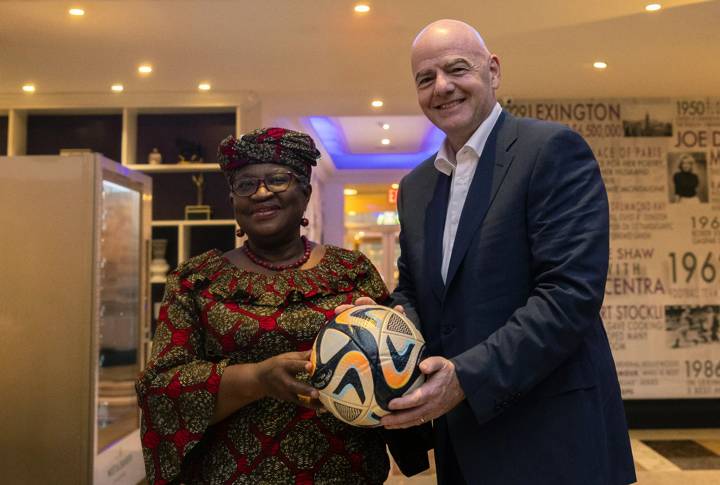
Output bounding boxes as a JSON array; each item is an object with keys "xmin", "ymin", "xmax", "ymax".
[{"xmin": 391, "ymin": 111, "xmax": 636, "ymax": 485}]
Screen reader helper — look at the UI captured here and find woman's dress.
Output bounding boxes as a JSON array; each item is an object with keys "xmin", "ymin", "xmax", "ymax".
[{"xmin": 136, "ymin": 246, "xmax": 391, "ymax": 484}]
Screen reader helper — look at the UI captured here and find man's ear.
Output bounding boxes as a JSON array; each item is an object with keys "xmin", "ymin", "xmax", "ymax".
[{"xmin": 489, "ymin": 54, "xmax": 501, "ymax": 89}]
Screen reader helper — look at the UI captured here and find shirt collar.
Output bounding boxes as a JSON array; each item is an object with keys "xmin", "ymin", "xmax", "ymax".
[{"xmin": 434, "ymin": 102, "xmax": 503, "ymax": 176}]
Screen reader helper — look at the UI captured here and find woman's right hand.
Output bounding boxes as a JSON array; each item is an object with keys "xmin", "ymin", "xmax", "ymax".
[
  {"xmin": 335, "ymin": 296, "xmax": 405, "ymax": 316},
  {"xmin": 255, "ymin": 350, "xmax": 322, "ymax": 409}
]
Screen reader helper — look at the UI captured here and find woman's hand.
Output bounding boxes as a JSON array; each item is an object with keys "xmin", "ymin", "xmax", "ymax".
[
  {"xmin": 255, "ymin": 350, "xmax": 323, "ymax": 409},
  {"xmin": 335, "ymin": 296, "xmax": 405, "ymax": 316},
  {"xmin": 211, "ymin": 350, "xmax": 323, "ymax": 424}
]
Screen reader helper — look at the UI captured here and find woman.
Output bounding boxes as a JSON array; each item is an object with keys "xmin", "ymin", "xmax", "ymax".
[
  {"xmin": 136, "ymin": 128, "xmax": 428, "ymax": 484},
  {"xmin": 673, "ymin": 153, "xmax": 700, "ymax": 203}
]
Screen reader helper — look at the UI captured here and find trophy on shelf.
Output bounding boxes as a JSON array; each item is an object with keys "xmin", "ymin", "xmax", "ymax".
[
  {"xmin": 149, "ymin": 239, "xmax": 170, "ymax": 283},
  {"xmin": 147, "ymin": 147, "xmax": 163, "ymax": 165},
  {"xmin": 185, "ymin": 173, "xmax": 213, "ymax": 219},
  {"xmin": 176, "ymin": 138, "xmax": 204, "ymax": 164}
]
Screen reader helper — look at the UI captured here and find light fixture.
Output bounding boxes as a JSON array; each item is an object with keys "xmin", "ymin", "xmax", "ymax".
[
  {"xmin": 354, "ymin": 4, "xmax": 370, "ymax": 13},
  {"xmin": 645, "ymin": 3, "xmax": 662, "ymax": 12},
  {"xmin": 138, "ymin": 64, "xmax": 153, "ymax": 74},
  {"xmin": 198, "ymin": 83, "xmax": 211, "ymax": 91},
  {"xmin": 382, "ymin": 123, "xmax": 390, "ymax": 130},
  {"xmin": 22, "ymin": 84, "xmax": 35, "ymax": 93},
  {"xmin": 391, "ymin": 183, "xmax": 399, "ymax": 190},
  {"xmin": 68, "ymin": 7, "xmax": 85, "ymax": 16},
  {"xmin": 348, "ymin": 211, "xmax": 357, "ymax": 216},
  {"xmin": 344, "ymin": 188, "xmax": 358, "ymax": 196},
  {"xmin": 111, "ymin": 84, "xmax": 124, "ymax": 93},
  {"xmin": 371, "ymin": 99, "xmax": 384, "ymax": 108},
  {"xmin": 593, "ymin": 61, "xmax": 608, "ymax": 70},
  {"xmin": 381, "ymin": 138, "xmax": 391, "ymax": 145}
]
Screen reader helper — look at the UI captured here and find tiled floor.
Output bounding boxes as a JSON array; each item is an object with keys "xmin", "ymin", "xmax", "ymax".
[{"xmin": 387, "ymin": 429, "xmax": 720, "ymax": 484}]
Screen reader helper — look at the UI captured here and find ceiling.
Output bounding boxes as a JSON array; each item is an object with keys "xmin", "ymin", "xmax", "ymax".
[{"xmin": 1, "ymin": 0, "xmax": 719, "ymax": 164}]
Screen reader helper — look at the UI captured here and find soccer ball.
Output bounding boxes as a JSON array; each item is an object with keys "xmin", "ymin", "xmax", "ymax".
[{"xmin": 309, "ymin": 305, "xmax": 426, "ymax": 427}]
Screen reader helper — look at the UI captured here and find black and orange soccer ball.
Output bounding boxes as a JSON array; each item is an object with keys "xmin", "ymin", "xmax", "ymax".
[{"xmin": 309, "ymin": 305, "xmax": 426, "ymax": 427}]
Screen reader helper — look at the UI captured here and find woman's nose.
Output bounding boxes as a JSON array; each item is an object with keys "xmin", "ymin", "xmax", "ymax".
[{"xmin": 250, "ymin": 181, "xmax": 273, "ymax": 199}]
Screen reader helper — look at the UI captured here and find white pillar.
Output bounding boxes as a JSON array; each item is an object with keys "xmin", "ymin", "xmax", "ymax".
[
  {"xmin": 8, "ymin": 109, "xmax": 27, "ymax": 156},
  {"xmin": 321, "ymin": 181, "xmax": 345, "ymax": 247},
  {"xmin": 121, "ymin": 108, "xmax": 137, "ymax": 165}
]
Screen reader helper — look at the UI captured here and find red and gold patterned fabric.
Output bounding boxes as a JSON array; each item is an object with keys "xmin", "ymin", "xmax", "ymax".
[{"xmin": 136, "ymin": 246, "xmax": 391, "ymax": 484}]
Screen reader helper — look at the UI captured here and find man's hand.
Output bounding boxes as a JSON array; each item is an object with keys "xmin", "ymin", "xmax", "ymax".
[
  {"xmin": 381, "ymin": 356, "xmax": 465, "ymax": 429},
  {"xmin": 334, "ymin": 296, "xmax": 406, "ymax": 316}
]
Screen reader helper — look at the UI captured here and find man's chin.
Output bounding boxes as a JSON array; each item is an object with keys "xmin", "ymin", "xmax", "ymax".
[{"xmin": 434, "ymin": 119, "xmax": 469, "ymax": 138}]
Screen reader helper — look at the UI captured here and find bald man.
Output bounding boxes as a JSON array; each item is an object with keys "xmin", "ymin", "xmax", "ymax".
[{"xmin": 382, "ymin": 20, "xmax": 636, "ymax": 484}]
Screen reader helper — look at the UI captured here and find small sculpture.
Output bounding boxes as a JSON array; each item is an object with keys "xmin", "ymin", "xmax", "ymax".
[
  {"xmin": 192, "ymin": 174, "xmax": 205, "ymax": 205},
  {"xmin": 150, "ymin": 239, "xmax": 170, "ymax": 283},
  {"xmin": 148, "ymin": 147, "xmax": 162, "ymax": 165},
  {"xmin": 185, "ymin": 173, "xmax": 212, "ymax": 219},
  {"xmin": 176, "ymin": 138, "xmax": 204, "ymax": 164}
]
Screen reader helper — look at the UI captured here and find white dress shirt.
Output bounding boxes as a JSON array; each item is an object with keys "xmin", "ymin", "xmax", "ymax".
[{"xmin": 435, "ymin": 102, "xmax": 503, "ymax": 283}]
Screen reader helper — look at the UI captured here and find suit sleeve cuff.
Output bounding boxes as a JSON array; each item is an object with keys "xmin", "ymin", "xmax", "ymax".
[{"xmin": 451, "ymin": 347, "xmax": 520, "ymax": 425}]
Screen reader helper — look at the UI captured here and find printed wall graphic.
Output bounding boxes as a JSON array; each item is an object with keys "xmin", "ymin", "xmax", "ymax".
[{"xmin": 505, "ymin": 98, "xmax": 720, "ymax": 399}]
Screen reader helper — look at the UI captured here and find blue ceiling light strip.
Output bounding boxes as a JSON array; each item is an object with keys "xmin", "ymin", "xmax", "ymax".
[{"xmin": 307, "ymin": 116, "xmax": 444, "ymax": 170}]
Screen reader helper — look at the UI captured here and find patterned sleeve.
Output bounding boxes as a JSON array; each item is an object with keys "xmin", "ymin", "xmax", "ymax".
[
  {"xmin": 352, "ymin": 251, "xmax": 391, "ymax": 304},
  {"xmin": 135, "ymin": 264, "xmax": 230, "ymax": 485}
]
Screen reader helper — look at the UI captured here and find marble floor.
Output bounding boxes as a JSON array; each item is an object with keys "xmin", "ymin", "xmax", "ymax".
[{"xmin": 386, "ymin": 429, "xmax": 720, "ymax": 484}]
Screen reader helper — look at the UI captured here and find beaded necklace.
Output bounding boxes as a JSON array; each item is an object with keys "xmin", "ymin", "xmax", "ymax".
[{"xmin": 242, "ymin": 236, "xmax": 312, "ymax": 271}]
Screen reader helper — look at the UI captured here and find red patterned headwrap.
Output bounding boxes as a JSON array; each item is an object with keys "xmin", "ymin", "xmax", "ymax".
[{"xmin": 217, "ymin": 127, "xmax": 320, "ymax": 181}]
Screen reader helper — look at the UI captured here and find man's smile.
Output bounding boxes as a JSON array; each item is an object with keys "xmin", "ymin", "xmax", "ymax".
[{"xmin": 434, "ymin": 98, "xmax": 465, "ymax": 110}]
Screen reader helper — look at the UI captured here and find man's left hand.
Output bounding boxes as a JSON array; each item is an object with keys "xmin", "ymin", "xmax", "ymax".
[{"xmin": 380, "ymin": 356, "xmax": 465, "ymax": 429}]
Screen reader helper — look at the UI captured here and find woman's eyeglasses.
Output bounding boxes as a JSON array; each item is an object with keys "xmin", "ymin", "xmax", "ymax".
[{"xmin": 231, "ymin": 171, "xmax": 301, "ymax": 197}]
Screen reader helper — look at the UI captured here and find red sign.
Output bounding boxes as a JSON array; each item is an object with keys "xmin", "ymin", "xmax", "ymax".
[{"xmin": 388, "ymin": 187, "xmax": 398, "ymax": 204}]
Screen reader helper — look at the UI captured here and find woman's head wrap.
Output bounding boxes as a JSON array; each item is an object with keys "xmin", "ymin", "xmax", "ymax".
[{"xmin": 217, "ymin": 127, "xmax": 320, "ymax": 181}]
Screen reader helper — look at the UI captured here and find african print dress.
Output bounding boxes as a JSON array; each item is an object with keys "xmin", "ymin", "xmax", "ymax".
[{"xmin": 136, "ymin": 246, "xmax": 391, "ymax": 484}]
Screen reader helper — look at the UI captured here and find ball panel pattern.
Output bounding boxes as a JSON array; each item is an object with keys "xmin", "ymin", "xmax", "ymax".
[{"xmin": 311, "ymin": 305, "xmax": 426, "ymax": 427}]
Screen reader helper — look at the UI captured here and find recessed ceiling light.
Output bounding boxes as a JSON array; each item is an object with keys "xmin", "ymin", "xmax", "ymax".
[
  {"xmin": 371, "ymin": 99, "xmax": 384, "ymax": 108},
  {"xmin": 354, "ymin": 4, "xmax": 370, "ymax": 13},
  {"xmin": 22, "ymin": 84, "xmax": 35, "ymax": 93},
  {"xmin": 138, "ymin": 64, "xmax": 153, "ymax": 74},
  {"xmin": 382, "ymin": 123, "xmax": 390, "ymax": 130},
  {"xmin": 68, "ymin": 8, "xmax": 85, "ymax": 16},
  {"xmin": 111, "ymin": 84, "xmax": 124, "ymax": 93},
  {"xmin": 645, "ymin": 3, "xmax": 662, "ymax": 12},
  {"xmin": 593, "ymin": 61, "xmax": 608, "ymax": 70},
  {"xmin": 381, "ymin": 138, "xmax": 391, "ymax": 145},
  {"xmin": 391, "ymin": 183, "xmax": 399, "ymax": 190},
  {"xmin": 344, "ymin": 188, "xmax": 358, "ymax": 196},
  {"xmin": 198, "ymin": 83, "xmax": 211, "ymax": 91}
]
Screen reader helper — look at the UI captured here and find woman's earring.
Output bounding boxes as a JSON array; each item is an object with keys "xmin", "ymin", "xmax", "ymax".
[
  {"xmin": 236, "ymin": 227, "xmax": 245, "ymax": 237},
  {"xmin": 300, "ymin": 217, "xmax": 309, "ymax": 227}
]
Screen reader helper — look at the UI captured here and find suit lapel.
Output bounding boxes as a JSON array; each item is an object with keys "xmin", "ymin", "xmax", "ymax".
[
  {"xmin": 443, "ymin": 112, "xmax": 518, "ymax": 295},
  {"xmin": 424, "ymin": 169, "xmax": 450, "ymax": 301}
]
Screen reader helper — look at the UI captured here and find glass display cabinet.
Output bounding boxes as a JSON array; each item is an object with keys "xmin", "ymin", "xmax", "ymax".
[{"xmin": 0, "ymin": 154, "xmax": 151, "ymax": 484}]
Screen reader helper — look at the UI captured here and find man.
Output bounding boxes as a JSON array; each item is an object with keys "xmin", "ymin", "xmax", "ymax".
[{"xmin": 380, "ymin": 19, "xmax": 636, "ymax": 484}]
